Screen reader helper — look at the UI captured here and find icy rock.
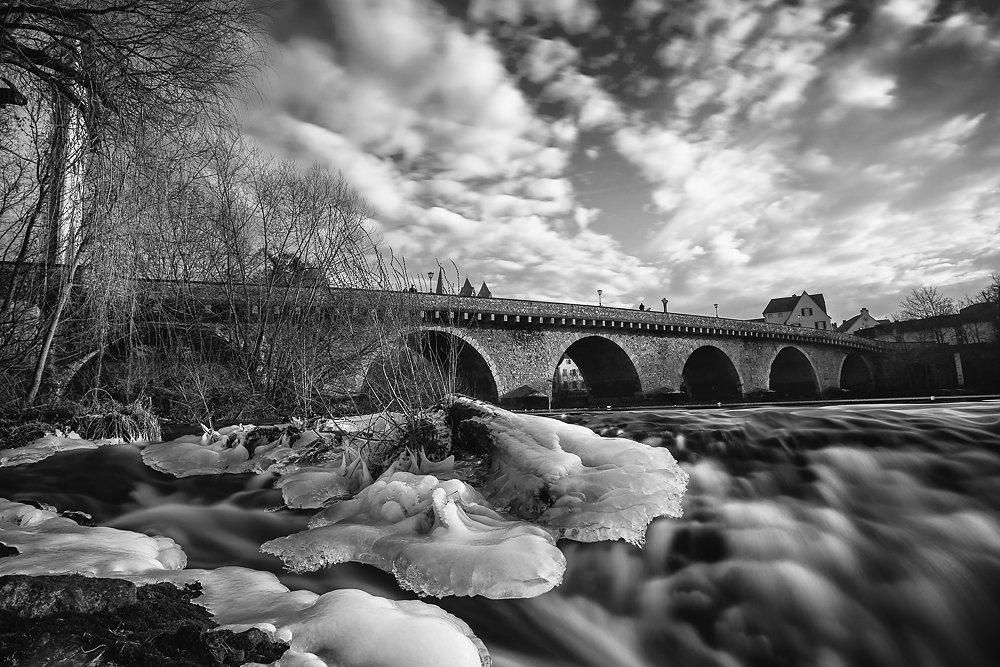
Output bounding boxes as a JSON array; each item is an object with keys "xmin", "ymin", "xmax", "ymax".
[
  {"xmin": 140, "ymin": 423, "xmax": 328, "ymax": 478},
  {"xmin": 144, "ymin": 567, "xmax": 490, "ymax": 667},
  {"xmin": 0, "ymin": 433, "xmax": 115, "ymax": 467},
  {"xmin": 447, "ymin": 395, "xmax": 689, "ymax": 544},
  {"xmin": 275, "ymin": 456, "xmax": 371, "ymax": 509},
  {"xmin": 0, "ymin": 498, "xmax": 187, "ymax": 575},
  {"xmin": 0, "ymin": 497, "xmax": 490, "ymax": 666},
  {"xmin": 141, "ymin": 425, "xmax": 262, "ymax": 477},
  {"xmin": 262, "ymin": 471, "xmax": 565, "ymax": 599}
]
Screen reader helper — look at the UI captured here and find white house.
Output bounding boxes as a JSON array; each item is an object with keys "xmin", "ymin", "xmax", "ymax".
[
  {"xmin": 762, "ymin": 291, "xmax": 833, "ymax": 330},
  {"xmin": 553, "ymin": 356, "xmax": 586, "ymax": 392},
  {"xmin": 837, "ymin": 307, "xmax": 889, "ymax": 334}
]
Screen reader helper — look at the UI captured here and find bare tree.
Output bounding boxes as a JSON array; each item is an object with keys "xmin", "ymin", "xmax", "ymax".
[
  {"xmin": 896, "ymin": 286, "xmax": 957, "ymax": 344},
  {"xmin": 1, "ymin": 0, "xmax": 268, "ymax": 404},
  {"xmin": 91, "ymin": 133, "xmax": 421, "ymax": 422},
  {"xmin": 898, "ymin": 285, "xmax": 957, "ymax": 320},
  {"xmin": 973, "ymin": 272, "xmax": 1000, "ymax": 305}
]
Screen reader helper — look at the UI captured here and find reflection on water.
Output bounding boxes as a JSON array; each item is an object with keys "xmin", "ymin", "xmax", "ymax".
[{"xmin": 3, "ymin": 400, "xmax": 1000, "ymax": 667}]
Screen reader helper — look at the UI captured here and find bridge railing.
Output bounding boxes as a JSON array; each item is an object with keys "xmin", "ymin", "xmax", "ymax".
[
  {"xmin": 392, "ymin": 291, "xmax": 887, "ymax": 353},
  {"xmin": 127, "ymin": 281, "xmax": 887, "ymax": 353}
]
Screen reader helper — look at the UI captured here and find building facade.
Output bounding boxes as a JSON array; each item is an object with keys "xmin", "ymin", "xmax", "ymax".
[
  {"xmin": 837, "ymin": 307, "xmax": 889, "ymax": 334},
  {"xmin": 762, "ymin": 291, "xmax": 833, "ymax": 330}
]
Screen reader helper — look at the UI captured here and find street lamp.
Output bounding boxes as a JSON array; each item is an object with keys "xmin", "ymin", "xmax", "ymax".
[
  {"xmin": 427, "ymin": 271, "xmax": 434, "ymax": 293},
  {"xmin": 597, "ymin": 289, "xmax": 603, "ymax": 307},
  {"xmin": 661, "ymin": 297, "xmax": 668, "ymax": 313},
  {"xmin": 714, "ymin": 303, "xmax": 719, "ymax": 318}
]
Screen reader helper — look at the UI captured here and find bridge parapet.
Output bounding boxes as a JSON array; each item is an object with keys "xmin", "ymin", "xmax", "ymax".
[{"xmin": 401, "ymin": 292, "xmax": 886, "ymax": 353}]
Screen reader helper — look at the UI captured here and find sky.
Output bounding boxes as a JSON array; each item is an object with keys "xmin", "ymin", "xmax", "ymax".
[{"xmin": 245, "ymin": 0, "xmax": 1000, "ymax": 323}]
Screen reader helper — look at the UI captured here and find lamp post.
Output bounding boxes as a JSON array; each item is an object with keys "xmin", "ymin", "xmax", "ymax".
[
  {"xmin": 427, "ymin": 271, "xmax": 434, "ymax": 293},
  {"xmin": 714, "ymin": 303, "xmax": 719, "ymax": 318},
  {"xmin": 597, "ymin": 289, "xmax": 603, "ymax": 307},
  {"xmin": 661, "ymin": 298, "xmax": 668, "ymax": 313}
]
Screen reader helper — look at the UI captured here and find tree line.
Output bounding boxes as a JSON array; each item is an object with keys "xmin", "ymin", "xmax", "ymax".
[
  {"xmin": 1, "ymin": 1, "xmax": 445, "ymax": 424},
  {"xmin": 894, "ymin": 274, "xmax": 1000, "ymax": 345}
]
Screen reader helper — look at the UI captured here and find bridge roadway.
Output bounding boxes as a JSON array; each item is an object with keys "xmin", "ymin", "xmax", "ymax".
[{"xmin": 384, "ymin": 291, "xmax": 886, "ymax": 407}]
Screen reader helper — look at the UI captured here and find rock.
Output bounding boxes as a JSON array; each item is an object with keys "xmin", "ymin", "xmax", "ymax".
[
  {"xmin": 0, "ymin": 574, "xmax": 137, "ymax": 617},
  {"xmin": 0, "ymin": 574, "xmax": 288, "ymax": 666}
]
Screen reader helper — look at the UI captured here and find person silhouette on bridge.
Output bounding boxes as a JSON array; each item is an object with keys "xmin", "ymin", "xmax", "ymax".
[{"xmin": 638, "ymin": 303, "xmax": 645, "ymax": 311}]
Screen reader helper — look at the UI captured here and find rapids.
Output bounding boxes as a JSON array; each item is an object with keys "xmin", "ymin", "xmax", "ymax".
[{"xmin": 2, "ymin": 399, "xmax": 999, "ymax": 667}]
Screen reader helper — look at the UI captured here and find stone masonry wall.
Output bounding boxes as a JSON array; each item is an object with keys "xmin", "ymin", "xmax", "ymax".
[{"xmin": 443, "ymin": 325, "xmax": 865, "ymax": 399}]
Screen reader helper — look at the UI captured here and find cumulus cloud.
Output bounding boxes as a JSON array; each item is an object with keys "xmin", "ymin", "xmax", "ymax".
[
  {"xmin": 243, "ymin": 0, "xmax": 671, "ymax": 306},
  {"xmin": 827, "ymin": 62, "xmax": 897, "ymax": 109},
  {"xmin": 595, "ymin": 0, "xmax": 1000, "ymax": 316},
  {"xmin": 247, "ymin": 0, "xmax": 1000, "ymax": 319},
  {"xmin": 468, "ymin": 0, "xmax": 599, "ymax": 33}
]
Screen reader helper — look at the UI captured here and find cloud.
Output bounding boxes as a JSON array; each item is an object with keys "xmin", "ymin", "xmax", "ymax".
[
  {"xmin": 590, "ymin": 0, "xmax": 1000, "ymax": 317},
  {"xmin": 522, "ymin": 37, "xmax": 579, "ymax": 83},
  {"xmin": 897, "ymin": 113, "xmax": 985, "ymax": 160},
  {"xmin": 543, "ymin": 69, "xmax": 626, "ymax": 131},
  {"xmin": 468, "ymin": 0, "xmax": 599, "ymax": 33},
  {"xmin": 247, "ymin": 0, "xmax": 1000, "ymax": 320},
  {"xmin": 382, "ymin": 207, "xmax": 664, "ymax": 304},
  {"xmin": 827, "ymin": 62, "xmax": 896, "ymax": 109},
  {"xmin": 244, "ymin": 0, "xmax": 670, "ymax": 307}
]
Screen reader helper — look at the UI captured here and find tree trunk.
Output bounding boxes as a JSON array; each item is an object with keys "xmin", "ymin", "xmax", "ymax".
[{"xmin": 23, "ymin": 268, "xmax": 74, "ymax": 405}]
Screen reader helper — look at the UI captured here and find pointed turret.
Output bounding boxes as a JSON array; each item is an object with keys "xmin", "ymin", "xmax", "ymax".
[
  {"xmin": 435, "ymin": 267, "xmax": 445, "ymax": 294},
  {"xmin": 459, "ymin": 278, "xmax": 475, "ymax": 296},
  {"xmin": 478, "ymin": 282, "xmax": 492, "ymax": 298}
]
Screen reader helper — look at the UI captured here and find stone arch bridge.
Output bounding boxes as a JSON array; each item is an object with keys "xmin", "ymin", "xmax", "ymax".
[
  {"xmin": 104, "ymin": 283, "xmax": 886, "ymax": 409},
  {"xmin": 392, "ymin": 293, "xmax": 886, "ymax": 408}
]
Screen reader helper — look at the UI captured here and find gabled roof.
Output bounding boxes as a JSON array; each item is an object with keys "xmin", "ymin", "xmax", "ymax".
[
  {"xmin": 763, "ymin": 291, "xmax": 828, "ymax": 315},
  {"xmin": 459, "ymin": 278, "xmax": 475, "ymax": 296},
  {"xmin": 501, "ymin": 384, "xmax": 546, "ymax": 399},
  {"xmin": 837, "ymin": 313, "xmax": 863, "ymax": 333},
  {"xmin": 477, "ymin": 282, "xmax": 492, "ymax": 298},
  {"xmin": 434, "ymin": 268, "xmax": 445, "ymax": 294},
  {"xmin": 763, "ymin": 295, "xmax": 799, "ymax": 314}
]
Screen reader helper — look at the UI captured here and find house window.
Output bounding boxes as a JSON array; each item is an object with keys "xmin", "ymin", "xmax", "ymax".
[
  {"xmin": 801, "ymin": 307, "xmax": 812, "ymax": 316},
  {"xmin": 815, "ymin": 321, "xmax": 827, "ymax": 330}
]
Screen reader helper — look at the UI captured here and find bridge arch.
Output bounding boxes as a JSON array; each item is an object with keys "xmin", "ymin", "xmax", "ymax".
[
  {"xmin": 65, "ymin": 322, "xmax": 241, "ymax": 397},
  {"xmin": 681, "ymin": 346, "xmax": 743, "ymax": 401},
  {"xmin": 839, "ymin": 353, "xmax": 875, "ymax": 395},
  {"xmin": 768, "ymin": 346, "xmax": 819, "ymax": 398},
  {"xmin": 552, "ymin": 335, "xmax": 642, "ymax": 408},
  {"xmin": 363, "ymin": 326, "xmax": 500, "ymax": 405}
]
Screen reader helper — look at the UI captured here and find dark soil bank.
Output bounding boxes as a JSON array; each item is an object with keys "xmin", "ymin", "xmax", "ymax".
[{"xmin": 0, "ymin": 574, "xmax": 287, "ymax": 666}]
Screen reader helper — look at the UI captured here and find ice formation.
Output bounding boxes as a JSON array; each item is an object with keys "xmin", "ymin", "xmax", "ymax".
[
  {"xmin": 140, "ymin": 424, "xmax": 292, "ymax": 477},
  {"xmin": 0, "ymin": 433, "xmax": 115, "ymax": 467},
  {"xmin": 164, "ymin": 568, "xmax": 490, "ymax": 667},
  {"xmin": 0, "ymin": 497, "xmax": 489, "ymax": 667},
  {"xmin": 261, "ymin": 397, "xmax": 685, "ymax": 596},
  {"xmin": 0, "ymin": 498, "xmax": 187, "ymax": 575},
  {"xmin": 448, "ymin": 396, "xmax": 688, "ymax": 544},
  {"xmin": 263, "ymin": 472, "xmax": 565, "ymax": 599}
]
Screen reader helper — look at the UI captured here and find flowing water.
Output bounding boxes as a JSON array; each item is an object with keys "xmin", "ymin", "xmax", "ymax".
[{"xmin": 3, "ymin": 400, "xmax": 1000, "ymax": 667}]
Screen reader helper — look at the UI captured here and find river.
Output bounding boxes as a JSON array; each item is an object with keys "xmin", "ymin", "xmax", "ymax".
[{"xmin": 2, "ymin": 399, "xmax": 999, "ymax": 667}]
